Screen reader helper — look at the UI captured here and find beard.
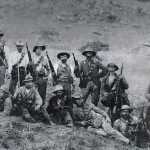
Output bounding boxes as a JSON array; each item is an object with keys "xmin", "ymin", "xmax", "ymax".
[
  {"xmin": 26, "ymin": 85, "xmax": 32, "ymax": 89},
  {"xmin": 61, "ymin": 59, "xmax": 67, "ymax": 63}
]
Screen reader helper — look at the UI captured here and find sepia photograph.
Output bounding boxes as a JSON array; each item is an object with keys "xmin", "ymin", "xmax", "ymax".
[{"xmin": 0, "ymin": 0, "xmax": 149, "ymax": 149}]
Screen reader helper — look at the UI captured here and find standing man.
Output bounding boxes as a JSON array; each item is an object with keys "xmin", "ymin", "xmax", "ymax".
[
  {"xmin": 13, "ymin": 74, "xmax": 53, "ymax": 125},
  {"xmin": 100, "ymin": 63, "xmax": 129, "ymax": 118},
  {"xmin": 0, "ymin": 31, "xmax": 10, "ymax": 86},
  {"xmin": 32, "ymin": 44, "xmax": 50, "ymax": 103},
  {"xmin": 54, "ymin": 52, "xmax": 75, "ymax": 101},
  {"xmin": 74, "ymin": 47, "xmax": 108, "ymax": 106},
  {"xmin": 8, "ymin": 41, "xmax": 29, "ymax": 95}
]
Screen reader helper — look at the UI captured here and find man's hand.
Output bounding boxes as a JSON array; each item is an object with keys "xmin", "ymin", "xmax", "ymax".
[
  {"xmin": 119, "ymin": 75, "xmax": 125, "ymax": 80},
  {"xmin": 80, "ymin": 121, "xmax": 86, "ymax": 126},
  {"xmin": 5, "ymin": 73, "xmax": 11, "ymax": 79},
  {"xmin": 71, "ymin": 85, "xmax": 75, "ymax": 94},
  {"xmin": 103, "ymin": 92, "xmax": 110, "ymax": 97},
  {"xmin": 34, "ymin": 104, "xmax": 41, "ymax": 111}
]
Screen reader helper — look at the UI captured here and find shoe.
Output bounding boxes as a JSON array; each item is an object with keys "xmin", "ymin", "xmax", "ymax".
[
  {"xmin": 24, "ymin": 116, "xmax": 36, "ymax": 123},
  {"xmin": 66, "ymin": 122, "xmax": 74, "ymax": 127}
]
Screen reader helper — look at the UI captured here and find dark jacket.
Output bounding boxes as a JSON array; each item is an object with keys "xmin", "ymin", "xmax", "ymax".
[
  {"xmin": 101, "ymin": 73, "xmax": 129, "ymax": 94},
  {"xmin": 75, "ymin": 59, "xmax": 108, "ymax": 87}
]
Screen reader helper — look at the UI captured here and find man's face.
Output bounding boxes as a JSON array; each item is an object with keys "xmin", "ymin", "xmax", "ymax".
[
  {"xmin": 25, "ymin": 81, "xmax": 33, "ymax": 89},
  {"xmin": 85, "ymin": 52, "xmax": 93, "ymax": 60},
  {"xmin": 35, "ymin": 47, "xmax": 43, "ymax": 56},
  {"xmin": 60, "ymin": 55, "xmax": 68, "ymax": 63},
  {"xmin": 75, "ymin": 98, "xmax": 84, "ymax": 106},
  {"xmin": 108, "ymin": 66, "xmax": 115, "ymax": 73},
  {"xmin": 56, "ymin": 90, "xmax": 64, "ymax": 98},
  {"xmin": 16, "ymin": 45, "xmax": 24, "ymax": 53},
  {"xmin": 121, "ymin": 109, "xmax": 130, "ymax": 119},
  {"xmin": 0, "ymin": 42, "xmax": 4, "ymax": 51},
  {"xmin": 0, "ymin": 91, "xmax": 4, "ymax": 98}
]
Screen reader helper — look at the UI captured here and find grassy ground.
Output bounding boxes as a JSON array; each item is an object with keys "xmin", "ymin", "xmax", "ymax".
[{"xmin": 0, "ymin": 0, "xmax": 150, "ymax": 149}]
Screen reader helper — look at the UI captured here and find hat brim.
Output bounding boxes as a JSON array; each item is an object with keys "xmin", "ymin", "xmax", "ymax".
[
  {"xmin": 0, "ymin": 89, "xmax": 9, "ymax": 94},
  {"xmin": 107, "ymin": 64, "xmax": 119, "ymax": 71},
  {"xmin": 22, "ymin": 79, "xmax": 34, "ymax": 83},
  {"xmin": 16, "ymin": 43, "xmax": 24, "ymax": 46},
  {"xmin": 0, "ymin": 33, "xmax": 4, "ymax": 37},
  {"xmin": 57, "ymin": 52, "xmax": 70, "ymax": 59},
  {"xmin": 82, "ymin": 51, "xmax": 96, "ymax": 56},
  {"xmin": 33, "ymin": 45, "xmax": 46, "ymax": 52},
  {"xmin": 120, "ymin": 108, "xmax": 133, "ymax": 113},
  {"xmin": 53, "ymin": 89, "xmax": 64, "ymax": 93}
]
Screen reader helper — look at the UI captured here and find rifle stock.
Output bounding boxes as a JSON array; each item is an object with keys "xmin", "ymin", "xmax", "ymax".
[
  {"xmin": 113, "ymin": 63, "xmax": 123, "ymax": 113},
  {"xmin": 72, "ymin": 53, "xmax": 87, "ymax": 88},
  {"xmin": 46, "ymin": 51, "xmax": 57, "ymax": 85},
  {"xmin": 26, "ymin": 43, "xmax": 35, "ymax": 75}
]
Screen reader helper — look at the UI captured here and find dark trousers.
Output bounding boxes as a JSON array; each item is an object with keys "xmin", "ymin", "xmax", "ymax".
[
  {"xmin": 81, "ymin": 81, "xmax": 100, "ymax": 106},
  {"xmin": 57, "ymin": 81, "xmax": 71, "ymax": 99},
  {"xmin": 22, "ymin": 106, "xmax": 52, "ymax": 124},
  {"xmin": 145, "ymin": 106, "xmax": 150, "ymax": 130},
  {"xmin": 0, "ymin": 66, "xmax": 5, "ymax": 87},
  {"xmin": 52, "ymin": 109, "xmax": 72, "ymax": 124},
  {"xmin": 35, "ymin": 76, "xmax": 47, "ymax": 103}
]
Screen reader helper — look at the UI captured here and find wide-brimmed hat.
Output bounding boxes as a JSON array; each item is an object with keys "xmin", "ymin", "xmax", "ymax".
[
  {"xmin": 15, "ymin": 40, "xmax": 25, "ymax": 46},
  {"xmin": 22, "ymin": 74, "xmax": 34, "ymax": 83},
  {"xmin": 57, "ymin": 52, "xmax": 70, "ymax": 59},
  {"xmin": 33, "ymin": 44, "xmax": 46, "ymax": 52},
  {"xmin": 0, "ymin": 85, "xmax": 9, "ymax": 94},
  {"xmin": 107, "ymin": 63, "xmax": 119, "ymax": 71},
  {"xmin": 72, "ymin": 94, "xmax": 83, "ymax": 99},
  {"xmin": 120, "ymin": 105, "xmax": 133, "ymax": 113},
  {"xmin": 0, "ymin": 30, "xmax": 4, "ymax": 37},
  {"xmin": 82, "ymin": 47, "xmax": 96, "ymax": 56},
  {"xmin": 53, "ymin": 84, "xmax": 64, "ymax": 93}
]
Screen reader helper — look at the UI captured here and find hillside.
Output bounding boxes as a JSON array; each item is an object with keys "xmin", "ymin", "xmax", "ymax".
[{"xmin": 0, "ymin": 0, "xmax": 150, "ymax": 149}]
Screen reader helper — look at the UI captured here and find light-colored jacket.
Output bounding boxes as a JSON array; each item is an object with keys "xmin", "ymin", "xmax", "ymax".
[{"xmin": 14, "ymin": 86, "xmax": 42, "ymax": 106}]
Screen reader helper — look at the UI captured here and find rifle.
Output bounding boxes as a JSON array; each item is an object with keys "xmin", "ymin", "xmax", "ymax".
[
  {"xmin": 17, "ymin": 61, "xmax": 20, "ymax": 89},
  {"xmin": 134, "ymin": 103, "xmax": 150, "ymax": 148},
  {"xmin": 0, "ymin": 41, "xmax": 8, "ymax": 69},
  {"xmin": 46, "ymin": 51, "xmax": 57, "ymax": 85},
  {"xmin": 72, "ymin": 53, "xmax": 87, "ymax": 88},
  {"xmin": 26, "ymin": 43, "xmax": 35, "ymax": 76},
  {"xmin": 113, "ymin": 63, "xmax": 123, "ymax": 113}
]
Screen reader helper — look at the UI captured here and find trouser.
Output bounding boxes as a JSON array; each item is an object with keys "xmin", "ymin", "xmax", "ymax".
[
  {"xmin": 87, "ymin": 120, "xmax": 129, "ymax": 144},
  {"xmin": 145, "ymin": 106, "xmax": 150, "ymax": 130},
  {"xmin": 57, "ymin": 81, "xmax": 71, "ymax": 99},
  {"xmin": 22, "ymin": 106, "xmax": 52, "ymax": 124},
  {"xmin": 53, "ymin": 109, "xmax": 72, "ymax": 124},
  {"xmin": 0, "ymin": 66, "xmax": 5, "ymax": 87},
  {"xmin": 81, "ymin": 81, "xmax": 100, "ymax": 106},
  {"xmin": 71, "ymin": 108, "xmax": 85, "ymax": 121},
  {"xmin": 9, "ymin": 79, "xmax": 24, "ymax": 95},
  {"xmin": 0, "ymin": 97, "xmax": 12, "ymax": 116},
  {"xmin": 35, "ymin": 76, "xmax": 47, "ymax": 103}
]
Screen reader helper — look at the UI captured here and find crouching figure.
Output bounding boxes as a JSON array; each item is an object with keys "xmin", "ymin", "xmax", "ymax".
[
  {"xmin": 0, "ymin": 84, "xmax": 12, "ymax": 116},
  {"xmin": 12, "ymin": 74, "xmax": 53, "ymax": 125}
]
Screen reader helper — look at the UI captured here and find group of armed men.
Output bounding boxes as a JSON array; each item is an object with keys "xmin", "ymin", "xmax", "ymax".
[{"xmin": 0, "ymin": 31, "xmax": 150, "ymax": 147}]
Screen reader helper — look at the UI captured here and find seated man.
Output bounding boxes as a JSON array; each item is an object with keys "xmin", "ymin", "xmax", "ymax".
[
  {"xmin": 0, "ymin": 84, "xmax": 12, "ymax": 116},
  {"xmin": 13, "ymin": 74, "xmax": 53, "ymax": 125},
  {"xmin": 46, "ymin": 84, "xmax": 73, "ymax": 127},
  {"xmin": 113, "ymin": 105, "xmax": 138, "ymax": 140},
  {"xmin": 114, "ymin": 105, "xmax": 150, "ymax": 148},
  {"xmin": 71, "ymin": 94, "xmax": 130, "ymax": 144}
]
